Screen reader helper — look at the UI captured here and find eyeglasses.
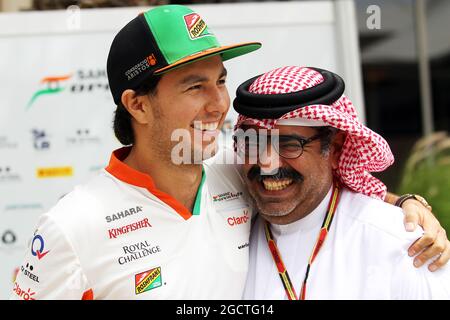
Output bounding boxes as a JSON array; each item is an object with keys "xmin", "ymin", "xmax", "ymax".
[{"xmin": 233, "ymin": 132, "xmax": 325, "ymax": 160}]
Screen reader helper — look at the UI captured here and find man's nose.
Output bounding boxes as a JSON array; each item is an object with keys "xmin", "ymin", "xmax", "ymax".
[
  {"xmin": 258, "ymin": 141, "xmax": 281, "ymax": 175},
  {"xmin": 205, "ymin": 86, "xmax": 229, "ymax": 114}
]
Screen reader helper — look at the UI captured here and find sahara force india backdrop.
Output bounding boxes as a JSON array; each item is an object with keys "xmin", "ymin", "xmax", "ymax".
[
  {"xmin": 0, "ymin": 1, "xmax": 361, "ymax": 299},
  {"xmin": 0, "ymin": 31, "xmax": 122, "ymax": 298}
]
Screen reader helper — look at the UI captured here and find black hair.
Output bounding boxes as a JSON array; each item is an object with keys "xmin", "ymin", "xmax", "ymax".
[{"xmin": 113, "ymin": 75, "xmax": 161, "ymax": 146}]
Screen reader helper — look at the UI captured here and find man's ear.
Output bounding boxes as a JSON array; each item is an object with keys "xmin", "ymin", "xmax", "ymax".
[
  {"xmin": 121, "ymin": 89, "xmax": 150, "ymax": 125},
  {"xmin": 330, "ymin": 130, "xmax": 346, "ymax": 170}
]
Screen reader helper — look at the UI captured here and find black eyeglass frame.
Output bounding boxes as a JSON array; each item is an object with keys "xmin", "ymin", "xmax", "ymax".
[{"xmin": 233, "ymin": 130, "xmax": 328, "ymax": 160}]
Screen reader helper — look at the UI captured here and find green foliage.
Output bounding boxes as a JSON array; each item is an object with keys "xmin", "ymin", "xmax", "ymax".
[{"xmin": 398, "ymin": 132, "xmax": 450, "ymax": 233}]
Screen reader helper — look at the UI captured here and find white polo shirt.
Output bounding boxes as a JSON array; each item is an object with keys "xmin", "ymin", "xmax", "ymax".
[
  {"xmin": 244, "ymin": 187, "xmax": 450, "ymax": 300},
  {"xmin": 11, "ymin": 147, "xmax": 253, "ymax": 300}
]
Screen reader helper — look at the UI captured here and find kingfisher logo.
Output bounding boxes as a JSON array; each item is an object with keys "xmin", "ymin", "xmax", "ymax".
[
  {"xmin": 108, "ymin": 218, "xmax": 152, "ymax": 239},
  {"xmin": 31, "ymin": 233, "xmax": 50, "ymax": 260},
  {"xmin": 135, "ymin": 267, "xmax": 162, "ymax": 295},
  {"xmin": 27, "ymin": 69, "xmax": 109, "ymax": 109},
  {"xmin": 184, "ymin": 13, "xmax": 210, "ymax": 40}
]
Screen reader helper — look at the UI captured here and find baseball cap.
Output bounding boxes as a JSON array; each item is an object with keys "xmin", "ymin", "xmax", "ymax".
[{"xmin": 107, "ymin": 5, "xmax": 262, "ymax": 105}]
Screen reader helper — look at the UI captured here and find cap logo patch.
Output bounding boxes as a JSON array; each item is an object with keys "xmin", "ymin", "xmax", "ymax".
[
  {"xmin": 184, "ymin": 13, "xmax": 208, "ymax": 39},
  {"xmin": 125, "ymin": 54, "xmax": 157, "ymax": 81}
]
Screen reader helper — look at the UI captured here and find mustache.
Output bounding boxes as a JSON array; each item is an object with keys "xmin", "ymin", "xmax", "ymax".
[{"xmin": 247, "ymin": 166, "xmax": 304, "ymax": 182}]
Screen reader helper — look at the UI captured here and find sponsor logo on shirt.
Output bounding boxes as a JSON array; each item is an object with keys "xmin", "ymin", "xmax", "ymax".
[
  {"xmin": 20, "ymin": 263, "xmax": 40, "ymax": 283},
  {"xmin": 118, "ymin": 240, "xmax": 161, "ymax": 265},
  {"xmin": 31, "ymin": 233, "xmax": 50, "ymax": 260},
  {"xmin": 213, "ymin": 191, "xmax": 243, "ymax": 202},
  {"xmin": 135, "ymin": 267, "xmax": 162, "ymax": 294},
  {"xmin": 238, "ymin": 242, "xmax": 249, "ymax": 250},
  {"xmin": 13, "ymin": 282, "xmax": 36, "ymax": 300},
  {"xmin": 108, "ymin": 218, "xmax": 152, "ymax": 239},
  {"xmin": 106, "ymin": 205, "xmax": 143, "ymax": 223},
  {"xmin": 227, "ymin": 209, "xmax": 250, "ymax": 227}
]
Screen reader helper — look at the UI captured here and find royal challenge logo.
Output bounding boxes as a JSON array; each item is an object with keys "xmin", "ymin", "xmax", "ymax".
[{"xmin": 27, "ymin": 69, "xmax": 109, "ymax": 109}]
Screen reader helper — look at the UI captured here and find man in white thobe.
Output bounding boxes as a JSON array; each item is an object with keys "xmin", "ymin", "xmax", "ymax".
[{"xmin": 232, "ymin": 66, "xmax": 450, "ymax": 299}]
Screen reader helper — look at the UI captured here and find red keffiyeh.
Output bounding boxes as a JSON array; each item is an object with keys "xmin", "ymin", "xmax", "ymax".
[{"xmin": 235, "ymin": 66, "xmax": 394, "ymax": 199}]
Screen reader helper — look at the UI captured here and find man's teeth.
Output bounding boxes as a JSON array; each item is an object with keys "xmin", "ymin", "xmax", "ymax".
[
  {"xmin": 262, "ymin": 178, "xmax": 293, "ymax": 191},
  {"xmin": 193, "ymin": 122, "xmax": 219, "ymax": 131}
]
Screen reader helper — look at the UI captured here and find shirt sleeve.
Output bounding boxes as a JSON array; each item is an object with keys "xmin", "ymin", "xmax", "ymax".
[
  {"xmin": 10, "ymin": 213, "xmax": 91, "ymax": 300},
  {"xmin": 391, "ymin": 251, "xmax": 450, "ymax": 299}
]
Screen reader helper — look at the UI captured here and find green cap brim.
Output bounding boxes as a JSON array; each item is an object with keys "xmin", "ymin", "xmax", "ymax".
[{"xmin": 154, "ymin": 42, "xmax": 261, "ymax": 74}]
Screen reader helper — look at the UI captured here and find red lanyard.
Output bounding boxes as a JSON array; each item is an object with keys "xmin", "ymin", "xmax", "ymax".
[{"xmin": 264, "ymin": 181, "xmax": 341, "ymax": 300}]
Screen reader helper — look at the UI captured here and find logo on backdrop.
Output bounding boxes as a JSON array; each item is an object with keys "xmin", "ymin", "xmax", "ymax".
[
  {"xmin": 27, "ymin": 69, "xmax": 109, "ymax": 109},
  {"xmin": 27, "ymin": 74, "xmax": 72, "ymax": 109},
  {"xmin": 66, "ymin": 129, "xmax": 101, "ymax": 145},
  {"xmin": 4, "ymin": 203, "xmax": 44, "ymax": 212},
  {"xmin": 1, "ymin": 230, "xmax": 17, "ymax": 245},
  {"xmin": 36, "ymin": 166, "xmax": 73, "ymax": 179},
  {"xmin": 32, "ymin": 129, "xmax": 51, "ymax": 150},
  {"xmin": 0, "ymin": 166, "xmax": 21, "ymax": 183},
  {"xmin": 0, "ymin": 136, "xmax": 18, "ymax": 150}
]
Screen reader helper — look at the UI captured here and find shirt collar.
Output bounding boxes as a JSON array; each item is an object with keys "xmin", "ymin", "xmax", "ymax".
[{"xmin": 105, "ymin": 147, "xmax": 204, "ymax": 220}]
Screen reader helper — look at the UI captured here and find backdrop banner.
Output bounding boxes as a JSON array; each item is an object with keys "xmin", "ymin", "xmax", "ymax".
[{"xmin": 0, "ymin": 1, "xmax": 363, "ymax": 299}]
